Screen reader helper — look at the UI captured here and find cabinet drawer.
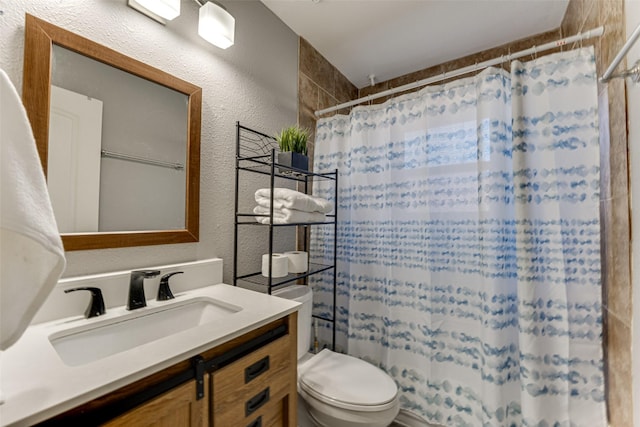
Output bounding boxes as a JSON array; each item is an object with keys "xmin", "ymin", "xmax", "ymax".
[
  {"xmin": 211, "ymin": 334, "xmax": 291, "ymax": 426},
  {"xmin": 242, "ymin": 397, "xmax": 285, "ymax": 427}
]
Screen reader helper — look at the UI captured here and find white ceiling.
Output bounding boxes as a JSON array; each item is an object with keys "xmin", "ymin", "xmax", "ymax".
[{"xmin": 260, "ymin": 0, "xmax": 570, "ymax": 88}]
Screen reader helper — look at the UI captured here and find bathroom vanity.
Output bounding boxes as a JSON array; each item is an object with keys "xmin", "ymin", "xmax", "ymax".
[
  {"xmin": 0, "ymin": 259, "xmax": 300, "ymax": 427},
  {"xmin": 43, "ymin": 314, "xmax": 296, "ymax": 427}
]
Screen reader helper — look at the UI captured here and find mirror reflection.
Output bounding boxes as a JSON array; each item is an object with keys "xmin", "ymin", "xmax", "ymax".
[
  {"xmin": 22, "ymin": 14, "xmax": 201, "ymax": 250},
  {"xmin": 49, "ymin": 45, "xmax": 187, "ymax": 233}
]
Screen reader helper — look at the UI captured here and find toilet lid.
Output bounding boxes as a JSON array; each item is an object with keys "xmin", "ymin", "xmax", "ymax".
[{"xmin": 299, "ymin": 349, "xmax": 398, "ymax": 409}]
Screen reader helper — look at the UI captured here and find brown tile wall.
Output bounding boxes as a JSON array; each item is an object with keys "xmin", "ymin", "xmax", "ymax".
[
  {"xmin": 296, "ymin": 38, "xmax": 357, "ymax": 250},
  {"xmin": 296, "ymin": 2, "xmax": 630, "ymax": 425},
  {"xmin": 561, "ymin": 1, "xmax": 631, "ymax": 426},
  {"xmin": 359, "ymin": 29, "xmax": 562, "ymax": 102},
  {"xmin": 297, "ymin": 37, "xmax": 357, "ymax": 171}
]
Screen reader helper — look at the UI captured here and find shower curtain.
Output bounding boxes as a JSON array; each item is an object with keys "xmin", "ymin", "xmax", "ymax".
[{"xmin": 311, "ymin": 47, "xmax": 606, "ymax": 426}]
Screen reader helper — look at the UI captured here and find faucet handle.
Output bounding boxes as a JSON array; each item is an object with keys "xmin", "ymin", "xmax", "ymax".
[
  {"xmin": 65, "ymin": 287, "xmax": 106, "ymax": 318},
  {"xmin": 157, "ymin": 271, "xmax": 183, "ymax": 301}
]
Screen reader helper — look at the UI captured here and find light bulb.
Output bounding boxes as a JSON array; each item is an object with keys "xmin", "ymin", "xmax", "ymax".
[
  {"xmin": 129, "ymin": 0, "xmax": 180, "ymax": 21},
  {"xmin": 198, "ymin": 2, "xmax": 235, "ymax": 49}
]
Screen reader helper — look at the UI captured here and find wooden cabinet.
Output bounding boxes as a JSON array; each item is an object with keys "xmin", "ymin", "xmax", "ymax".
[
  {"xmin": 37, "ymin": 314, "xmax": 297, "ymax": 427},
  {"xmin": 102, "ymin": 377, "xmax": 209, "ymax": 427},
  {"xmin": 211, "ymin": 335, "xmax": 292, "ymax": 427}
]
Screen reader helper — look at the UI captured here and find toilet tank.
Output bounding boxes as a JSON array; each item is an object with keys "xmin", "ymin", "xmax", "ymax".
[{"xmin": 273, "ymin": 285, "xmax": 312, "ymax": 359}]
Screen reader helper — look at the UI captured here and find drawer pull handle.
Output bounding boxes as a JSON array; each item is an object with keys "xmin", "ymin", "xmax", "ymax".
[
  {"xmin": 247, "ymin": 416, "xmax": 262, "ymax": 427},
  {"xmin": 245, "ymin": 387, "xmax": 270, "ymax": 417},
  {"xmin": 245, "ymin": 356, "xmax": 270, "ymax": 383}
]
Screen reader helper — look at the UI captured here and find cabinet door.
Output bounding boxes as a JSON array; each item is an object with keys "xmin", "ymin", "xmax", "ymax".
[
  {"xmin": 102, "ymin": 376, "xmax": 209, "ymax": 427},
  {"xmin": 211, "ymin": 335, "xmax": 293, "ymax": 427}
]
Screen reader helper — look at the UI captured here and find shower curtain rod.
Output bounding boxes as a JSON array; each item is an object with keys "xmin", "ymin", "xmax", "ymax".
[
  {"xmin": 600, "ymin": 23, "xmax": 640, "ymax": 82},
  {"xmin": 315, "ymin": 26, "xmax": 604, "ymax": 117}
]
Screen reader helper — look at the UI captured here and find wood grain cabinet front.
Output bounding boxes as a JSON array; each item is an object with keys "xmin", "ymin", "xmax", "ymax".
[
  {"xmin": 211, "ymin": 334, "xmax": 292, "ymax": 427},
  {"xmin": 102, "ymin": 376, "xmax": 209, "ymax": 427}
]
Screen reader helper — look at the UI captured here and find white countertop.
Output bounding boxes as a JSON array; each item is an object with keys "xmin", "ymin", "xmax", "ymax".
[{"xmin": 0, "ymin": 284, "xmax": 300, "ymax": 427}]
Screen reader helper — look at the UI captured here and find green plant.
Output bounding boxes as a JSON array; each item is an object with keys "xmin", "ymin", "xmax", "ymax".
[{"xmin": 275, "ymin": 125, "xmax": 309, "ymax": 155}]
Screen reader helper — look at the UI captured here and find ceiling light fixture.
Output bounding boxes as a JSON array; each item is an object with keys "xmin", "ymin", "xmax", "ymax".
[
  {"xmin": 197, "ymin": 1, "xmax": 235, "ymax": 49},
  {"xmin": 128, "ymin": 0, "xmax": 181, "ymax": 24}
]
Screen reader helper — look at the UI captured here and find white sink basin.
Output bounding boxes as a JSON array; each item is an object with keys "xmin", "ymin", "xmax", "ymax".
[{"xmin": 49, "ymin": 297, "xmax": 242, "ymax": 366}]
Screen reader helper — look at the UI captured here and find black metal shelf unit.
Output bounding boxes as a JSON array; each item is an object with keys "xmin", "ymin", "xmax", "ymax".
[{"xmin": 233, "ymin": 122, "xmax": 338, "ymax": 350}]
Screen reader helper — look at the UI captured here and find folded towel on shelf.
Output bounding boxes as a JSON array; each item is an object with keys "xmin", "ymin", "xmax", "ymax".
[
  {"xmin": 253, "ymin": 205, "xmax": 326, "ymax": 224},
  {"xmin": 255, "ymin": 188, "xmax": 333, "ymax": 214},
  {"xmin": 1, "ymin": 69, "xmax": 66, "ymax": 350}
]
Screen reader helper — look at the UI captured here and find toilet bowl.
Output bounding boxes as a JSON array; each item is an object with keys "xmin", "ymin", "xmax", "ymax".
[{"xmin": 274, "ymin": 285, "xmax": 399, "ymax": 427}]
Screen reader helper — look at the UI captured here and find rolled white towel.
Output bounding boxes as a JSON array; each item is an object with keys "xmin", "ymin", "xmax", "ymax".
[
  {"xmin": 255, "ymin": 188, "xmax": 333, "ymax": 214},
  {"xmin": 253, "ymin": 205, "xmax": 326, "ymax": 224}
]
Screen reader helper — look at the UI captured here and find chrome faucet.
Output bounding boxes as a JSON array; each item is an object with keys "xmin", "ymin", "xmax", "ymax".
[{"xmin": 127, "ymin": 270, "xmax": 161, "ymax": 310}]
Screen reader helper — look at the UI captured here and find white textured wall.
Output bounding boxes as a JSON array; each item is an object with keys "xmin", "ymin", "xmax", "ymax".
[
  {"xmin": 0, "ymin": 0, "xmax": 298, "ymax": 282},
  {"xmin": 627, "ymin": 1, "xmax": 640, "ymax": 426}
]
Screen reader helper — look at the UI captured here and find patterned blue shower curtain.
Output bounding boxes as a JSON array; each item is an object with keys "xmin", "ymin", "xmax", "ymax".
[{"xmin": 311, "ymin": 47, "xmax": 606, "ymax": 426}]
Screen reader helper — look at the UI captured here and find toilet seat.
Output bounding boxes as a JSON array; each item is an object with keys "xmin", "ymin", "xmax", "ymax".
[{"xmin": 299, "ymin": 349, "xmax": 398, "ymax": 412}]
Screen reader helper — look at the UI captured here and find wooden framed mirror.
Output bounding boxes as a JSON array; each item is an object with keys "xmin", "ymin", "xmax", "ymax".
[{"xmin": 22, "ymin": 14, "xmax": 201, "ymax": 251}]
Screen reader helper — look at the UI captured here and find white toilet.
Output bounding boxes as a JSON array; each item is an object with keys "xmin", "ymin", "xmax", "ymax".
[{"xmin": 274, "ymin": 285, "xmax": 400, "ymax": 427}]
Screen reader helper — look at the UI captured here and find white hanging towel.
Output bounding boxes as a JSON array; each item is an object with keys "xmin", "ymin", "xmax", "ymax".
[
  {"xmin": 0, "ymin": 69, "xmax": 66, "ymax": 350},
  {"xmin": 255, "ymin": 188, "xmax": 333, "ymax": 213}
]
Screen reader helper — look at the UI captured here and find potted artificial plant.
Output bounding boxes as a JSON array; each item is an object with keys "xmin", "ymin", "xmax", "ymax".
[{"xmin": 275, "ymin": 125, "xmax": 309, "ymax": 172}]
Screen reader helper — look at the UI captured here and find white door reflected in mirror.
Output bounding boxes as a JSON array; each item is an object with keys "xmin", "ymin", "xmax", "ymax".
[{"xmin": 48, "ymin": 85, "xmax": 103, "ymax": 233}]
